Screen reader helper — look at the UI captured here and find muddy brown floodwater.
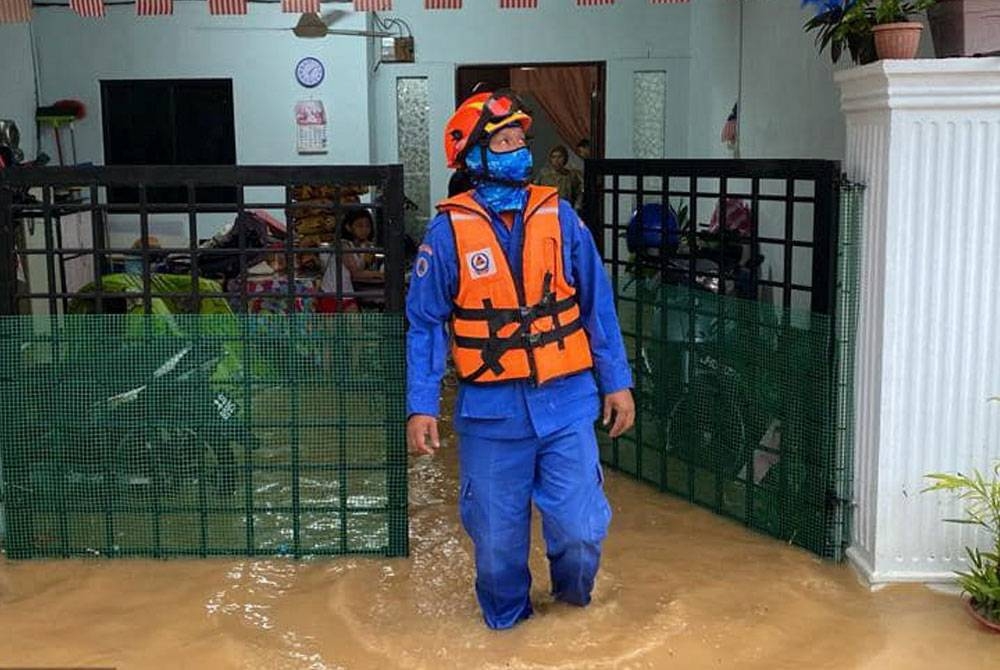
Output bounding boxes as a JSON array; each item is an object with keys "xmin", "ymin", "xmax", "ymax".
[{"xmin": 2, "ymin": 416, "xmax": 999, "ymax": 669}]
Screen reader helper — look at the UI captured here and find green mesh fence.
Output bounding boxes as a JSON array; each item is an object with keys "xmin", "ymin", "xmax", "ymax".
[
  {"xmin": 0, "ymin": 312, "xmax": 407, "ymax": 559},
  {"xmin": 600, "ymin": 184, "xmax": 863, "ymax": 560},
  {"xmin": 831, "ymin": 183, "xmax": 864, "ymax": 556}
]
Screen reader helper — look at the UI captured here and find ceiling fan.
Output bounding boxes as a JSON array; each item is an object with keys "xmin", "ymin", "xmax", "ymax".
[
  {"xmin": 290, "ymin": 10, "xmax": 392, "ymax": 39},
  {"xmin": 198, "ymin": 8, "xmax": 393, "ymax": 39}
]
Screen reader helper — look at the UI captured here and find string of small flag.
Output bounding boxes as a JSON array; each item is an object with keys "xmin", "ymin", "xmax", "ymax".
[{"xmin": 0, "ymin": 0, "xmax": 692, "ymax": 23}]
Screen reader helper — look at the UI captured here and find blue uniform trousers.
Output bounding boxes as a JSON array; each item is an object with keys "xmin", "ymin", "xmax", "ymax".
[{"xmin": 457, "ymin": 419, "xmax": 612, "ymax": 629}]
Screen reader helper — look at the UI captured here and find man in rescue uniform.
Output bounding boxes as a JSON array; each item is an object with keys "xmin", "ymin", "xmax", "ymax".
[{"xmin": 406, "ymin": 90, "xmax": 635, "ymax": 630}]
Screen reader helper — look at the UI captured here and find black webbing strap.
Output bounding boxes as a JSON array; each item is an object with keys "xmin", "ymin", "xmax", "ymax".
[
  {"xmin": 456, "ymin": 319, "xmax": 584, "ymax": 383},
  {"xmin": 452, "ymin": 295, "xmax": 576, "ymax": 322}
]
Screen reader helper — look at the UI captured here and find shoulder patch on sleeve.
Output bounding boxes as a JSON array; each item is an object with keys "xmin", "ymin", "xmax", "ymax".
[{"xmin": 415, "ymin": 255, "xmax": 430, "ymax": 278}]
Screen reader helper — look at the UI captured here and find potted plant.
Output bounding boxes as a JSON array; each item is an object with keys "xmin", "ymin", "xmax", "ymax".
[
  {"xmin": 869, "ymin": 0, "xmax": 938, "ymax": 59},
  {"xmin": 803, "ymin": 0, "xmax": 937, "ymax": 63},
  {"xmin": 923, "ymin": 461, "xmax": 1000, "ymax": 632}
]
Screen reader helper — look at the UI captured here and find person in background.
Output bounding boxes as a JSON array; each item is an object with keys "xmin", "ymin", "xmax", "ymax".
[
  {"xmin": 318, "ymin": 243, "xmax": 358, "ymax": 314},
  {"xmin": 340, "ymin": 208, "xmax": 384, "ymax": 309},
  {"xmin": 406, "ymin": 90, "xmax": 634, "ymax": 630},
  {"xmin": 341, "ymin": 208, "xmax": 384, "ymax": 285},
  {"xmin": 533, "ymin": 144, "xmax": 583, "ymax": 212}
]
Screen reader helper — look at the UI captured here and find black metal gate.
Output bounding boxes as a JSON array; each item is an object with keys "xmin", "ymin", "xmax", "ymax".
[
  {"xmin": 0, "ymin": 165, "xmax": 408, "ymax": 559},
  {"xmin": 583, "ymin": 159, "xmax": 859, "ymax": 560}
]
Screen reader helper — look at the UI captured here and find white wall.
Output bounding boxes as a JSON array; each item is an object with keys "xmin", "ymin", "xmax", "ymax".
[
  {"xmin": 688, "ymin": 0, "xmax": 741, "ymax": 159},
  {"xmin": 740, "ymin": 0, "xmax": 847, "ymax": 160},
  {"xmin": 30, "ymin": 4, "xmax": 372, "ymax": 166},
  {"xmin": 383, "ymin": 0, "xmax": 693, "ymax": 63},
  {"xmin": 0, "ymin": 22, "xmax": 39, "ymax": 159},
  {"xmin": 21, "ymin": 0, "xmax": 848, "ymax": 217},
  {"xmin": 26, "ymin": 1, "xmax": 845, "ymax": 169}
]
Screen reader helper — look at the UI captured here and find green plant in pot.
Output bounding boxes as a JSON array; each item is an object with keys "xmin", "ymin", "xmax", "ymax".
[
  {"xmin": 923, "ymin": 461, "xmax": 1000, "ymax": 631},
  {"xmin": 869, "ymin": 0, "xmax": 938, "ymax": 59},
  {"xmin": 803, "ymin": 0, "xmax": 937, "ymax": 63}
]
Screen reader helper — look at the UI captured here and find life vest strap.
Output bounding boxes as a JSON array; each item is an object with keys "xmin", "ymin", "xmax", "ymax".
[
  {"xmin": 452, "ymin": 295, "xmax": 577, "ymax": 323},
  {"xmin": 455, "ymin": 319, "xmax": 585, "ymax": 383}
]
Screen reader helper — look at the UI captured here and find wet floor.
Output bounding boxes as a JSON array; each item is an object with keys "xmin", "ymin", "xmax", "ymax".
[{"xmin": 2, "ymin": 431, "xmax": 999, "ymax": 669}]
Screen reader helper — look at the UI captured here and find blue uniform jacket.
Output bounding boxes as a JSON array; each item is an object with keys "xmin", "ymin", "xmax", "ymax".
[{"xmin": 406, "ymin": 195, "xmax": 633, "ymax": 439}]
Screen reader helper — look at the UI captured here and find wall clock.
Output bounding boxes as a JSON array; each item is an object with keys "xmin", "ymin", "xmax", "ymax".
[{"xmin": 295, "ymin": 57, "xmax": 325, "ymax": 88}]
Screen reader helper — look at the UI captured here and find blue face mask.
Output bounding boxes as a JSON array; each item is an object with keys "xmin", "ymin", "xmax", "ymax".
[{"xmin": 465, "ymin": 146, "xmax": 533, "ymax": 213}]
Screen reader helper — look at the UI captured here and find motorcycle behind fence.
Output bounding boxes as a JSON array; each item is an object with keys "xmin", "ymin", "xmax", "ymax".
[
  {"xmin": 11, "ymin": 318, "xmax": 256, "ymax": 505},
  {"xmin": 622, "ymin": 200, "xmax": 805, "ymax": 488}
]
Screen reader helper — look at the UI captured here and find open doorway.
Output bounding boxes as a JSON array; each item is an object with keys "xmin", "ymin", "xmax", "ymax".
[{"xmin": 455, "ymin": 62, "xmax": 606, "ymax": 177}]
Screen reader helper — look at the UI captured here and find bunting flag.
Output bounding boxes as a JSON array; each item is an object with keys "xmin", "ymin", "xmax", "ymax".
[
  {"xmin": 353, "ymin": 0, "xmax": 392, "ymax": 10},
  {"xmin": 499, "ymin": 0, "xmax": 537, "ymax": 8},
  {"xmin": 136, "ymin": 0, "xmax": 173, "ymax": 15},
  {"xmin": 425, "ymin": 0, "xmax": 462, "ymax": 8},
  {"xmin": 70, "ymin": 0, "xmax": 105, "ymax": 17},
  {"xmin": 283, "ymin": 0, "xmax": 320, "ymax": 12},
  {"xmin": 577, "ymin": 0, "xmax": 614, "ymax": 5},
  {"xmin": 208, "ymin": 0, "xmax": 247, "ymax": 14},
  {"xmin": 0, "ymin": 0, "xmax": 31, "ymax": 23}
]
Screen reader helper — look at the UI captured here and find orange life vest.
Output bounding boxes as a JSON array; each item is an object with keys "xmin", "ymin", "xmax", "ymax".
[{"xmin": 438, "ymin": 185, "xmax": 593, "ymax": 385}]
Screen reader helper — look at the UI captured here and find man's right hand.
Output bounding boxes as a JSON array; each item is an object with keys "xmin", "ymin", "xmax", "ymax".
[{"xmin": 406, "ymin": 414, "xmax": 440, "ymax": 456}]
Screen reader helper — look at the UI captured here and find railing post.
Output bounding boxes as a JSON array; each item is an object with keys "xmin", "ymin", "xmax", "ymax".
[
  {"xmin": 0, "ymin": 187, "xmax": 16, "ymax": 316},
  {"xmin": 383, "ymin": 165, "xmax": 405, "ymax": 314},
  {"xmin": 582, "ymin": 158, "xmax": 602, "ymax": 256},
  {"xmin": 382, "ymin": 164, "xmax": 409, "ymax": 557}
]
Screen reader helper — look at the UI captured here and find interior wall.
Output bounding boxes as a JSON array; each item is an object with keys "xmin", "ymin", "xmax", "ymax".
[
  {"xmin": 688, "ymin": 0, "xmax": 742, "ymax": 159},
  {"xmin": 21, "ymin": 1, "xmax": 850, "ymax": 186},
  {"xmin": 0, "ymin": 22, "xmax": 39, "ymax": 159},
  {"xmin": 29, "ymin": 4, "xmax": 372, "ymax": 167},
  {"xmin": 740, "ymin": 0, "xmax": 847, "ymax": 160}
]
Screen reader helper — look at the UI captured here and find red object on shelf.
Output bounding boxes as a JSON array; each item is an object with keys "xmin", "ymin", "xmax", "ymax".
[{"xmin": 52, "ymin": 99, "xmax": 87, "ymax": 120}]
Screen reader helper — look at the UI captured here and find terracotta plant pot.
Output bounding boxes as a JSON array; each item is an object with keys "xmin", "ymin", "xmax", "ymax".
[
  {"xmin": 872, "ymin": 22, "xmax": 924, "ymax": 60},
  {"xmin": 965, "ymin": 598, "xmax": 1000, "ymax": 633}
]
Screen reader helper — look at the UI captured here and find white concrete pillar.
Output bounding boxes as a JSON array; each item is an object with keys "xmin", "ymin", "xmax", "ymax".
[{"xmin": 836, "ymin": 59, "xmax": 1000, "ymax": 584}]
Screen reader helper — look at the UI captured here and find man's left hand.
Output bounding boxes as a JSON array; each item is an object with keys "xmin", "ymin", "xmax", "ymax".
[{"xmin": 602, "ymin": 389, "xmax": 635, "ymax": 438}]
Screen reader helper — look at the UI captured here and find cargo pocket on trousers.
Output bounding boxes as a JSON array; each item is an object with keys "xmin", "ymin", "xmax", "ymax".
[
  {"xmin": 458, "ymin": 478, "xmax": 482, "ymax": 538},
  {"xmin": 590, "ymin": 463, "xmax": 612, "ymax": 542}
]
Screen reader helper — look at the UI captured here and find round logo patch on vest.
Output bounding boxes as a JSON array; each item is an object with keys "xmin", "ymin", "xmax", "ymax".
[
  {"xmin": 415, "ymin": 255, "xmax": 429, "ymax": 278},
  {"xmin": 465, "ymin": 248, "xmax": 497, "ymax": 279}
]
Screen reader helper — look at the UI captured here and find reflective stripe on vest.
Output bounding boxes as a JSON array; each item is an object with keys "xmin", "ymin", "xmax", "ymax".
[{"xmin": 437, "ymin": 185, "xmax": 593, "ymax": 385}]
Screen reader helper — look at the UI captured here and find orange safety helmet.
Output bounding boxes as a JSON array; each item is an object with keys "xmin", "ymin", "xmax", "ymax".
[{"xmin": 444, "ymin": 90, "xmax": 533, "ymax": 169}]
